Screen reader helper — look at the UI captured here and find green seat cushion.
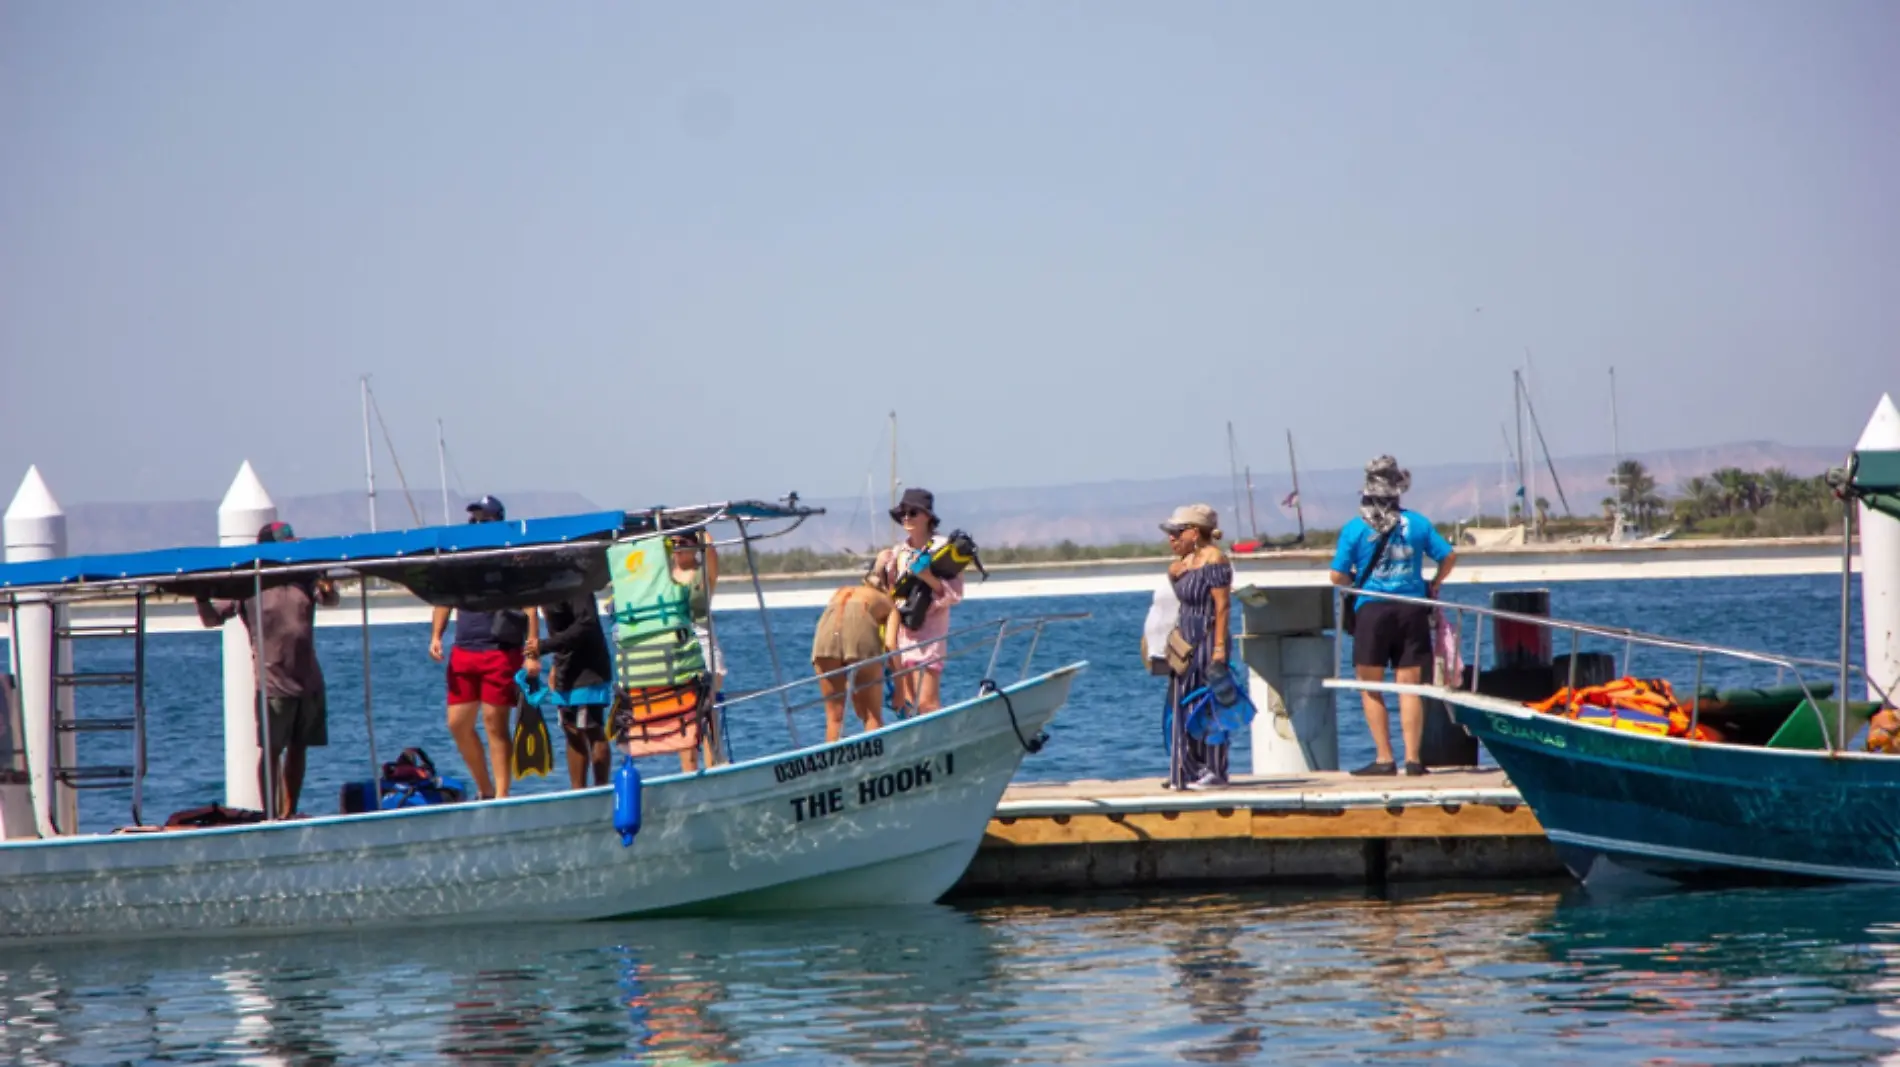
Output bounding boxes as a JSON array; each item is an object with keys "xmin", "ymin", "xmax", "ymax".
[{"xmin": 1765, "ymin": 698, "xmax": 1884, "ymax": 751}]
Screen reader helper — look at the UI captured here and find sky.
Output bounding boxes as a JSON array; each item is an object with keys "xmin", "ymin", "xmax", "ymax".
[{"xmin": 1, "ymin": 2, "xmax": 1896, "ymax": 511}]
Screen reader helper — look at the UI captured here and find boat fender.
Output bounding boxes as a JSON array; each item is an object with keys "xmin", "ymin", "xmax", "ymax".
[{"xmin": 613, "ymin": 757, "xmax": 643, "ymax": 846}]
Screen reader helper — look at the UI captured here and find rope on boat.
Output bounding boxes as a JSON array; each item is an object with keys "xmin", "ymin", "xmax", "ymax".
[{"xmin": 979, "ymin": 679, "xmax": 1046, "ymax": 754}]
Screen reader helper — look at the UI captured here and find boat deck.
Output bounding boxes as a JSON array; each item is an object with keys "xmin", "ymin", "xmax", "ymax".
[{"xmin": 954, "ymin": 770, "xmax": 1564, "ymax": 894}]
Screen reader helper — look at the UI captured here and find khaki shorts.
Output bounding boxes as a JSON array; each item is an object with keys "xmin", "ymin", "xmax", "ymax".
[{"xmin": 812, "ymin": 595, "xmax": 884, "ymax": 665}]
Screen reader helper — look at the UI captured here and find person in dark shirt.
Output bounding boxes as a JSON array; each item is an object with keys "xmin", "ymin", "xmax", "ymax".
[
  {"xmin": 533, "ymin": 590, "xmax": 615, "ymax": 788},
  {"xmin": 195, "ymin": 520, "xmax": 339, "ymax": 816},
  {"xmin": 428, "ymin": 496, "xmax": 538, "ymax": 799}
]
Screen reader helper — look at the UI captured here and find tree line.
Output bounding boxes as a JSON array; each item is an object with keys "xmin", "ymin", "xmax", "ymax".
[
  {"xmin": 731, "ymin": 462, "xmax": 1842, "ymax": 576},
  {"xmin": 1605, "ymin": 459, "xmax": 1841, "ymax": 538}
]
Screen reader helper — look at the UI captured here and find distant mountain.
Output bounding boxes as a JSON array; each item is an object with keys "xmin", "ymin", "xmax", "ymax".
[
  {"xmin": 60, "ymin": 489, "xmax": 600, "ymax": 556},
  {"xmin": 45, "ymin": 441, "xmax": 1843, "ymax": 556},
  {"xmin": 770, "ymin": 441, "xmax": 1846, "ymax": 553}
]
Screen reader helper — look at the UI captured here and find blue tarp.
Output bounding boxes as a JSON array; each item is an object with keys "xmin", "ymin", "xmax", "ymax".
[{"xmin": 0, "ymin": 511, "xmax": 630, "ymax": 592}]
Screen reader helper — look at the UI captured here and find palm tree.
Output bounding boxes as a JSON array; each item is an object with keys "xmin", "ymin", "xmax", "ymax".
[
  {"xmin": 1712, "ymin": 467, "xmax": 1755, "ymax": 516},
  {"xmin": 1610, "ymin": 460, "xmax": 1655, "ymax": 515}
]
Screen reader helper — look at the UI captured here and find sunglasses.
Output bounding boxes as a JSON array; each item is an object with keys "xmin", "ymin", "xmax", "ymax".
[{"xmin": 898, "ymin": 508, "xmax": 928, "ymax": 520}]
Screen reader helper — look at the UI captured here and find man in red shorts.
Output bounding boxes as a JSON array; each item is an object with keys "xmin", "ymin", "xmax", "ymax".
[{"xmin": 428, "ymin": 496, "xmax": 537, "ymax": 799}]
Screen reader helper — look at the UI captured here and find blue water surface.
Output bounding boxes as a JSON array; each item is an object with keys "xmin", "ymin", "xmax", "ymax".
[
  {"xmin": 6, "ymin": 573, "xmax": 1869, "ymax": 834},
  {"xmin": 1, "ymin": 574, "xmax": 1889, "ymax": 1066}
]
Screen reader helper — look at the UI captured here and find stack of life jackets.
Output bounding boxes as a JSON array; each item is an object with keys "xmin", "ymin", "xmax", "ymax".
[
  {"xmin": 607, "ymin": 539, "xmax": 709, "ymax": 755},
  {"xmin": 1529, "ymin": 677, "xmax": 1722, "ymax": 742}
]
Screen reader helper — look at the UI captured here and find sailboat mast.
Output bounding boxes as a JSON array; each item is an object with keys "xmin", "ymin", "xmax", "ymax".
[
  {"xmin": 1609, "ymin": 365, "xmax": 1624, "ymax": 522},
  {"xmin": 888, "ymin": 410, "xmax": 898, "ymax": 533},
  {"xmin": 1244, "ymin": 465, "xmax": 1259, "ymax": 541},
  {"xmin": 360, "ymin": 376, "xmax": 378, "ymax": 533},
  {"xmin": 1226, "ymin": 422, "xmax": 1244, "ymax": 535},
  {"xmin": 1513, "ymin": 369, "xmax": 1528, "ymax": 534},
  {"xmin": 436, "ymin": 418, "xmax": 450, "ymax": 525},
  {"xmin": 1286, "ymin": 430, "xmax": 1306, "ymax": 543},
  {"xmin": 1498, "ymin": 424, "xmax": 1513, "ymax": 528}
]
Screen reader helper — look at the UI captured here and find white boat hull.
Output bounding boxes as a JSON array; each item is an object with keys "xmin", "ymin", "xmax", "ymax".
[{"xmin": 0, "ymin": 666, "xmax": 1081, "ymax": 945}]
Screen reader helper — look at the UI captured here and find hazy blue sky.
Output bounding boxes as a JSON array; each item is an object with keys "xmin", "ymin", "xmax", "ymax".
[{"xmin": 2, "ymin": 2, "xmax": 1895, "ymax": 510}]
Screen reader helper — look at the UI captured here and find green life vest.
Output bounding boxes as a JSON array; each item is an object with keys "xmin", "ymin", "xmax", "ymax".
[{"xmin": 607, "ymin": 540, "xmax": 704, "ymax": 687}]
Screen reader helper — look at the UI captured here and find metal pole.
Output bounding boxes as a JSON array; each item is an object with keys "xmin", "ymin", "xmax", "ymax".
[
  {"xmin": 361, "ymin": 377, "xmax": 378, "ymax": 533},
  {"xmin": 1840, "ymin": 494, "xmax": 1855, "ymax": 751},
  {"xmin": 1567, "ymin": 629, "xmax": 1579, "ymax": 692},
  {"xmin": 982, "ymin": 622, "xmax": 1008, "ymax": 683},
  {"xmin": 737, "ymin": 518, "xmax": 798, "ymax": 747},
  {"xmin": 253, "ymin": 563, "xmax": 276, "ymax": 819},
  {"xmin": 693, "ymin": 532, "xmax": 728, "ymax": 769},
  {"xmin": 436, "ymin": 419, "xmax": 450, "ymax": 525},
  {"xmin": 360, "ymin": 579, "xmax": 379, "ymax": 784},
  {"xmin": 1227, "ymin": 422, "xmax": 1244, "ymax": 538},
  {"xmin": 1690, "ymin": 652, "xmax": 1704, "ymax": 736},
  {"xmin": 1610, "ymin": 366, "xmax": 1624, "ymax": 529},
  {"xmin": 1018, "ymin": 620, "xmax": 1046, "ymax": 683},
  {"xmin": 132, "ymin": 591, "xmax": 146, "ymax": 826}
]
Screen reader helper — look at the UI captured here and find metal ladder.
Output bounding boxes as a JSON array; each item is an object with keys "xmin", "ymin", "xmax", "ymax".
[{"xmin": 51, "ymin": 591, "xmax": 148, "ymax": 826}]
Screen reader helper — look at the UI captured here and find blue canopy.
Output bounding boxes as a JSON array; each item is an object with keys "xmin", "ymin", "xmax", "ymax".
[{"xmin": 0, "ymin": 511, "xmax": 629, "ymax": 596}]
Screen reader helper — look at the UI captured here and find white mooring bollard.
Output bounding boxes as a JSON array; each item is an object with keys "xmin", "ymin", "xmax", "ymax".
[
  {"xmin": 218, "ymin": 461, "xmax": 275, "ymax": 811},
  {"xmin": 1859, "ymin": 393, "xmax": 1900, "ymax": 704},
  {"xmin": 5, "ymin": 466, "xmax": 73, "ymax": 837}
]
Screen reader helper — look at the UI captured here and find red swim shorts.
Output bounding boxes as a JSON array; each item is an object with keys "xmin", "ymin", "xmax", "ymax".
[{"xmin": 447, "ymin": 646, "xmax": 524, "ymax": 706}]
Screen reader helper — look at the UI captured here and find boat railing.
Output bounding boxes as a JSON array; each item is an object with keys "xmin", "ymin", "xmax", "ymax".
[
  {"xmin": 717, "ymin": 611, "xmax": 1090, "ymax": 750},
  {"xmin": 1333, "ymin": 586, "xmax": 1892, "ymax": 754}
]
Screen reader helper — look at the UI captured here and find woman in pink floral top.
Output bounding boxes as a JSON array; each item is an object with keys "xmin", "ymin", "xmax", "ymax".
[{"xmin": 875, "ymin": 487, "xmax": 964, "ymax": 716}]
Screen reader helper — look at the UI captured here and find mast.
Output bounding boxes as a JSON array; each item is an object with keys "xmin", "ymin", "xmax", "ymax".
[
  {"xmin": 1609, "ymin": 365, "xmax": 1624, "ymax": 530},
  {"xmin": 436, "ymin": 418, "xmax": 450, "ymax": 525},
  {"xmin": 1520, "ymin": 368, "xmax": 1572, "ymax": 518},
  {"xmin": 1498, "ymin": 424, "xmax": 1514, "ymax": 528},
  {"xmin": 1226, "ymin": 422, "xmax": 1244, "ymax": 536},
  {"xmin": 1243, "ymin": 465, "xmax": 1260, "ymax": 541},
  {"xmin": 1285, "ymin": 431, "xmax": 1306, "ymax": 544},
  {"xmin": 888, "ymin": 410, "xmax": 899, "ymax": 534},
  {"xmin": 1513, "ymin": 369, "xmax": 1529, "ymax": 535},
  {"xmin": 360, "ymin": 376, "xmax": 378, "ymax": 533}
]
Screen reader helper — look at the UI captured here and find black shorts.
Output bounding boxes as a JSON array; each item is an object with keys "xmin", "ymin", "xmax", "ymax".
[
  {"xmin": 1352, "ymin": 601, "xmax": 1432, "ymax": 670},
  {"xmin": 256, "ymin": 692, "xmax": 327, "ymax": 749}
]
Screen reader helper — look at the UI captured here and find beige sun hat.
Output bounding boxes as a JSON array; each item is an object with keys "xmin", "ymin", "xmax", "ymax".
[{"xmin": 1160, "ymin": 503, "xmax": 1219, "ymax": 534}]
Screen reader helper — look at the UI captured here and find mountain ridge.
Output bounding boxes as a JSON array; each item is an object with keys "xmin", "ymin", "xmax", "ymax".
[{"xmin": 22, "ymin": 441, "xmax": 1844, "ymax": 556}]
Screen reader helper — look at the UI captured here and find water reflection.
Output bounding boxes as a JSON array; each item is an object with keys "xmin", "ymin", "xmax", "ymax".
[
  {"xmin": 6, "ymin": 887, "xmax": 1900, "ymax": 1064},
  {"xmin": 1163, "ymin": 906, "xmax": 1265, "ymax": 1063}
]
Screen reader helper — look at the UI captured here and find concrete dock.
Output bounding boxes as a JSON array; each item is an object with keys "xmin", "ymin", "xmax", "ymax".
[{"xmin": 952, "ymin": 770, "xmax": 1563, "ymax": 894}]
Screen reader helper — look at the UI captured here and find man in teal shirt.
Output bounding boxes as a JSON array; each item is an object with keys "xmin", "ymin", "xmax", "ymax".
[{"xmin": 1329, "ymin": 456, "xmax": 1457, "ymax": 777}]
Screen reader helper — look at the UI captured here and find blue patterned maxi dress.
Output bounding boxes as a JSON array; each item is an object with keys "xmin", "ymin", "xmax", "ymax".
[{"xmin": 1168, "ymin": 560, "xmax": 1233, "ymax": 788}]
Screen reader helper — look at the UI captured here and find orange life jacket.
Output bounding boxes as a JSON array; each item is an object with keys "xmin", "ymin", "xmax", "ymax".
[{"xmin": 1530, "ymin": 677, "xmax": 1719, "ymax": 741}]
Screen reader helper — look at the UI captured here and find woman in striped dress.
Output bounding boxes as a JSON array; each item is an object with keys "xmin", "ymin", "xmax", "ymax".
[{"xmin": 1161, "ymin": 504, "xmax": 1234, "ymax": 790}]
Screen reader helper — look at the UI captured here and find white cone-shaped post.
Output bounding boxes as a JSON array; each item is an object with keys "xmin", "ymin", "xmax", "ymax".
[
  {"xmin": 218, "ymin": 462, "xmax": 274, "ymax": 810},
  {"xmin": 5, "ymin": 466, "xmax": 71, "ymax": 838},
  {"xmin": 1859, "ymin": 394, "xmax": 1900, "ymax": 703}
]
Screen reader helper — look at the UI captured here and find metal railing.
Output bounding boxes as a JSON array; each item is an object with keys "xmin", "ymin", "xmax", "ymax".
[
  {"xmin": 1332, "ymin": 585, "xmax": 1894, "ymax": 754},
  {"xmin": 717, "ymin": 612, "xmax": 1089, "ymax": 750}
]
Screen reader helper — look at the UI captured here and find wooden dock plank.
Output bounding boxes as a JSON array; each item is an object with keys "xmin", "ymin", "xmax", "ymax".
[{"xmin": 956, "ymin": 769, "xmax": 1564, "ymax": 892}]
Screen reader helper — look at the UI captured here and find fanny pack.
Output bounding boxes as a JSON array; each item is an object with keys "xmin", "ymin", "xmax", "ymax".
[{"xmin": 1165, "ymin": 628, "xmax": 1194, "ymax": 675}]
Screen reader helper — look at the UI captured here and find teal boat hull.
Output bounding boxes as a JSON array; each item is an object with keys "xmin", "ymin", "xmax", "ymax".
[{"xmin": 1444, "ymin": 693, "xmax": 1900, "ymax": 886}]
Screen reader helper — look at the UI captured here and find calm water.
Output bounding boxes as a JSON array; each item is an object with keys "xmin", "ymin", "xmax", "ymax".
[{"xmin": 1, "ymin": 575, "xmax": 1884, "ymax": 1064}]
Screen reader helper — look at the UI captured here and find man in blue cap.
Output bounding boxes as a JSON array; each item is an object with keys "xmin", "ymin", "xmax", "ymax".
[{"xmin": 428, "ymin": 496, "xmax": 537, "ymax": 799}]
